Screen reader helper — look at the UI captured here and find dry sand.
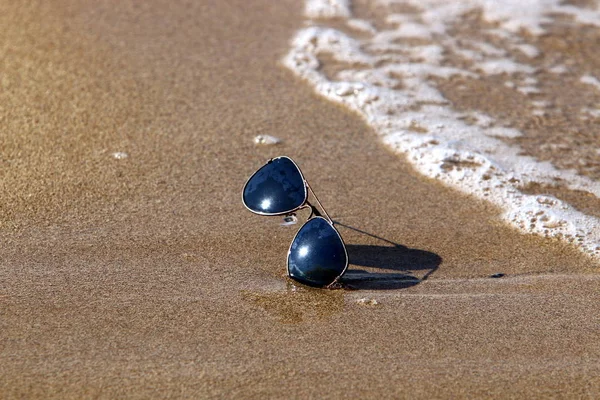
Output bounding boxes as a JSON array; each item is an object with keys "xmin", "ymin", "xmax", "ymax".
[{"xmin": 0, "ymin": 1, "xmax": 598, "ymax": 398}]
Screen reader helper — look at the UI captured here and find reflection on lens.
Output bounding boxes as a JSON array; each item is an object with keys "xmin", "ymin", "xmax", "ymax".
[
  {"xmin": 243, "ymin": 157, "xmax": 307, "ymax": 215},
  {"xmin": 287, "ymin": 217, "xmax": 348, "ymax": 287},
  {"xmin": 298, "ymin": 246, "xmax": 309, "ymax": 257},
  {"xmin": 260, "ymin": 198, "xmax": 272, "ymax": 210}
]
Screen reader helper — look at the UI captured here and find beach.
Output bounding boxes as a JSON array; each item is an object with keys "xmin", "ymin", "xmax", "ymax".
[{"xmin": 0, "ymin": 0, "xmax": 599, "ymax": 398}]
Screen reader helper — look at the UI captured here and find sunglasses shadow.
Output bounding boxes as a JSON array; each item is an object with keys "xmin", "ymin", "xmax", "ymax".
[{"xmin": 335, "ymin": 222, "xmax": 442, "ymax": 290}]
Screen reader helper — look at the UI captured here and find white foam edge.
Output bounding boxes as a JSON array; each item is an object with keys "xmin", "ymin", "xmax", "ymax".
[
  {"xmin": 347, "ymin": 19, "xmax": 377, "ymax": 34},
  {"xmin": 513, "ymin": 43, "xmax": 540, "ymax": 58},
  {"xmin": 549, "ymin": 65, "xmax": 568, "ymax": 74},
  {"xmin": 305, "ymin": 0, "xmax": 350, "ymax": 19},
  {"xmin": 476, "ymin": 59, "xmax": 536, "ymax": 75},
  {"xmin": 580, "ymin": 75, "xmax": 600, "ymax": 92},
  {"xmin": 552, "ymin": 4, "xmax": 600, "ymax": 28},
  {"xmin": 399, "ymin": 0, "xmax": 600, "ymax": 35},
  {"xmin": 283, "ymin": 26, "xmax": 600, "ymax": 259}
]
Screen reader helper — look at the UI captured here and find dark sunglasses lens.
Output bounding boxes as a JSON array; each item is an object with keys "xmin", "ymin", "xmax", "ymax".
[
  {"xmin": 243, "ymin": 157, "xmax": 307, "ymax": 214},
  {"xmin": 288, "ymin": 217, "xmax": 347, "ymax": 287}
]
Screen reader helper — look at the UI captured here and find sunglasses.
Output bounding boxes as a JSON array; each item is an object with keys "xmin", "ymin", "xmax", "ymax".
[{"xmin": 242, "ymin": 156, "xmax": 348, "ymax": 288}]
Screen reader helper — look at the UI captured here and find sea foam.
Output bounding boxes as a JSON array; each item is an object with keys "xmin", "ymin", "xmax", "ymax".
[{"xmin": 283, "ymin": 0, "xmax": 600, "ymax": 258}]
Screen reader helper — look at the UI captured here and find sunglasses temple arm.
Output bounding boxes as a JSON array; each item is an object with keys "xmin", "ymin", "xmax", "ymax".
[{"xmin": 305, "ymin": 181, "xmax": 333, "ymax": 224}]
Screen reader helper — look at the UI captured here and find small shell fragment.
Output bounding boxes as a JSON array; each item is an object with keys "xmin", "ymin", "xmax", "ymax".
[
  {"xmin": 254, "ymin": 135, "xmax": 282, "ymax": 145},
  {"xmin": 111, "ymin": 152, "xmax": 129, "ymax": 160},
  {"xmin": 356, "ymin": 297, "xmax": 379, "ymax": 306}
]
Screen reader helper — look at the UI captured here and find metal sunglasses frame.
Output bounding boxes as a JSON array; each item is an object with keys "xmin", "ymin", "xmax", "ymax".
[{"xmin": 242, "ymin": 156, "xmax": 349, "ymax": 288}]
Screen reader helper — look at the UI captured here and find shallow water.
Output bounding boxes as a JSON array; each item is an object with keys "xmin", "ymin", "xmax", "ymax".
[{"xmin": 284, "ymin": 0, "xmax": 600, "ymax": 258}]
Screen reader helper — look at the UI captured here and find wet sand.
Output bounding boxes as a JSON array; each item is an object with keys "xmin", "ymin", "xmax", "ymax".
[{"xmin": 0, "ymin": 1, "xmax": 599, "ymax": 398}]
